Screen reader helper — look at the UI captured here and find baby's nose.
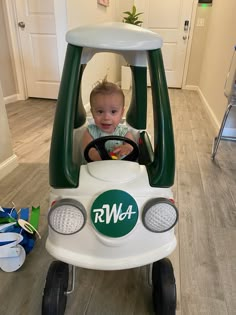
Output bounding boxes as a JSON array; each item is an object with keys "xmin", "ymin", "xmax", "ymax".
[{"xmin": 103, "ymin": 112, "xmax": 110, "ymax": 119}]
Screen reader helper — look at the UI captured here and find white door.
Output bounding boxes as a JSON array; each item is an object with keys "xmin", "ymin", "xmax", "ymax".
[
  {"xmin": 136, "ymin": 0, "xmax": 194, "ymax": 88},
  {"xmin": 15, "ymin": 0, "xmax": 60, "ymax": 99}
]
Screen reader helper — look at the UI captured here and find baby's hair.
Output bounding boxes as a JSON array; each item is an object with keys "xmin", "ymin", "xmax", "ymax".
[{"xmin": 90, "ymin": 78, "xmax": 125, "ymax": 107}]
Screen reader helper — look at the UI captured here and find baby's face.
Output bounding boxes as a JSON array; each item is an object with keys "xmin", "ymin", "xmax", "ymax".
[{"xmin": 91, "ymin": 93, "xmax": 124, "ymax": 133}]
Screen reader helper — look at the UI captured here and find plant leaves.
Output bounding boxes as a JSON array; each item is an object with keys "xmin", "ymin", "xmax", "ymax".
[{"xmin": 122, "ymin": 5, "xmax": 143, "ymax": 26}]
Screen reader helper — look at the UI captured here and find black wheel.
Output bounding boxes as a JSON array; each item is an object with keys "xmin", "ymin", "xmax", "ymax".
[
  {"xmin": 152, "ymin": 258, "xmax": 176, "ymax": 315},
  {"xmin": 84, "ymin": 135, "xmax": 139, "ymax": 162},
  {"xmin": 42, "ymin": 261, "xmax": 69, "ymax": 315}
]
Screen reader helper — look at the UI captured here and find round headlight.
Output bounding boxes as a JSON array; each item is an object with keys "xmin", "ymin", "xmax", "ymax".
[
  {"xmin": 48, "ymin": 199, "xmax": 86, "ymax": 235},
  {"xmin": 142, "ymin": 198, "xmax": 178, "ymax": 233}
]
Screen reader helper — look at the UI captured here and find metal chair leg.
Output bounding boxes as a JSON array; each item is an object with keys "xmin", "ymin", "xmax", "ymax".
[{"xmin": 211, "ymin": 102, "xmax": 233, "ymax": 160}]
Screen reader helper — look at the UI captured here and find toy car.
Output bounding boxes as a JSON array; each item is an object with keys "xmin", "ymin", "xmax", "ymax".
[{"xmin": 42, "ymin": 22, "xmax": 178, "ymax": 315}]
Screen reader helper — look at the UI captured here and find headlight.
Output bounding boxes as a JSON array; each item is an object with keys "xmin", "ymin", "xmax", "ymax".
[
  {"xmin": 142, "ymin": 198, "xmax": 178, "ymax": 233},
  {"xmin": 48, "ymin": 199, "xmax": 86, "ymax": 235}
]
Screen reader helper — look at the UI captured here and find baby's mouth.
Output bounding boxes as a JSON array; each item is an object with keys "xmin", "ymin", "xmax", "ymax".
[{"xmin": 101, "ymin": 123, "xmax": 112, "ymax": 129}]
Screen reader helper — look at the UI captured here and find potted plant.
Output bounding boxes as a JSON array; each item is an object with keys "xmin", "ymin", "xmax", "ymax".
[
  {"xmin": 123, "ymin": 5, "xmax": 143, "ymax": 26},
  {"xmin": 121, "ymin": 6, "xmax": 146, "ymax": 89}
]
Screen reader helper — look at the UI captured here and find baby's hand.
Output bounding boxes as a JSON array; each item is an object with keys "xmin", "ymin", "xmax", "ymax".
[{"xmin": 112, "ymin": 143, "xmax": 133, "ymax": 159}]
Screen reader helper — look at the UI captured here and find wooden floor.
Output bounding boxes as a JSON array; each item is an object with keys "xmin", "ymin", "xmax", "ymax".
[{"xmin": 1, "ymin": 89, "xmax": 236, "ymax": 315}]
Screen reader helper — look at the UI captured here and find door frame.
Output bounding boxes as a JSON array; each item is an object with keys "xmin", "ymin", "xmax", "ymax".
[
  {"xmin": 3, "ymin": 0, "xmax": 67, "ymax": 100},
  {"xmin": 182, "ymin": 0, "xmax": 198, "ymax": 88}
]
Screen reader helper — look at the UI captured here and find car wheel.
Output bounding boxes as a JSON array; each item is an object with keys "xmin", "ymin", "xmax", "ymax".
[
  {"xmin": 152, "ymin": 258, "xmax": 176, "ymax": 315},
  {"xmin": 42, "ymin": 261, "xmax": 69, "ymax": 315}
]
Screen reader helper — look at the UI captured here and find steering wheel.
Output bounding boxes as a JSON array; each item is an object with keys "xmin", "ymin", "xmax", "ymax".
[{"xmin": 84, "ymin": 136, "xmax": 139, "ymax": 162}]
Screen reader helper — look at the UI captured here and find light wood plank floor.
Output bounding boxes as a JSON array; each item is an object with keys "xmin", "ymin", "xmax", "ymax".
[{"xmin": 1, "ymin": 89, "xmax": 236, "ymax": 315}]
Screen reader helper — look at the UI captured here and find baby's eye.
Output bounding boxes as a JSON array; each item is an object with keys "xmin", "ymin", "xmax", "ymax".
[
  {"xmin": 111, "ymin": 110, "xmax": 117, "ymax": 114},
  {"xmin": 97, "ymin": 110, "xmax": 103, "ymax": 114}
]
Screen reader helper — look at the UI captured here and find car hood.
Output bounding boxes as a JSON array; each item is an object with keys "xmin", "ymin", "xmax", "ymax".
[{"xmin": 87, "ymin": 160, "xmax": 141, "ymax": 182}]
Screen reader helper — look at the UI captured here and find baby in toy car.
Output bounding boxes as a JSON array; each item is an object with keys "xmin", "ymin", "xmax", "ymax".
[{"xmin": 82, "ymin": 79, "xmax": 135, "ymax": 160}]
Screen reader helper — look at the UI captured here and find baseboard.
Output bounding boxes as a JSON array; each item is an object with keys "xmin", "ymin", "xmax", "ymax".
[
  {"xmin": 183, "ymin": 85, "xmax": 220, "ymax": 132},
  {"xmin": 183, "ymin": 84, "xmax": 199, "ymax": 91},
  {"xmin": 0, "ymin": 154, "xmax": 18, "ymax": 181},
  {"xmin": 197, "ymin": 87, "xmax": 220, "ymax": 132},
  {"xmin": 4, "ymin": 94, "xmax": 21, "ymax": 104}
]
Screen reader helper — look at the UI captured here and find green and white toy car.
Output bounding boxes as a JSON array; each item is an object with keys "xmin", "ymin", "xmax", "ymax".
[{"xmin": 42, "ymin": 22, "xmax": 178, "ymax": 315}]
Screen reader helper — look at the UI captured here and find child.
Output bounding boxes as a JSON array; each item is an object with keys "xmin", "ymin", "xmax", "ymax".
[{"xmin": 82, "ymin": 79, "xmax": 135, "ymax": 161}]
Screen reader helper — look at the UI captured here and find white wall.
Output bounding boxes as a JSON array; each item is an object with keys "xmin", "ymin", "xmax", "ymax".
[
  {"xmin": 0, "ymin": 0, "xmax": 17, "ymax": 98},
  {"xmin": 186, "ymin": 5, "xmax": 212, "ymax": 87},
  {"xmin": 198, "ymin": 0, "xmax": 236, "ymax": 128},
  {"xmin": 65, "ymin": 0, "xmax": 127, "ymax": 105},
  {"xmin": 0, "ymin": 82, "xmax": 18, "ymax": 180}
]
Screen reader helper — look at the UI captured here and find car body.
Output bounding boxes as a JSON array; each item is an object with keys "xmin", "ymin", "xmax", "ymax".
[{"xmin": 46, "ymin": 22, "xmax": 178, "ymax": 271}]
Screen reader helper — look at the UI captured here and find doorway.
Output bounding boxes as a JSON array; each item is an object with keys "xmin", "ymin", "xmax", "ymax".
[{"xmin": 3, "ymin": 0, "xmax": 67, "ymax": 100}]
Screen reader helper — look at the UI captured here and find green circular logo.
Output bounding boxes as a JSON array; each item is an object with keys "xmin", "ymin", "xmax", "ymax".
[{"xmin": 91, "ymin": 190, "xmax": 138, "ymax": 238}]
